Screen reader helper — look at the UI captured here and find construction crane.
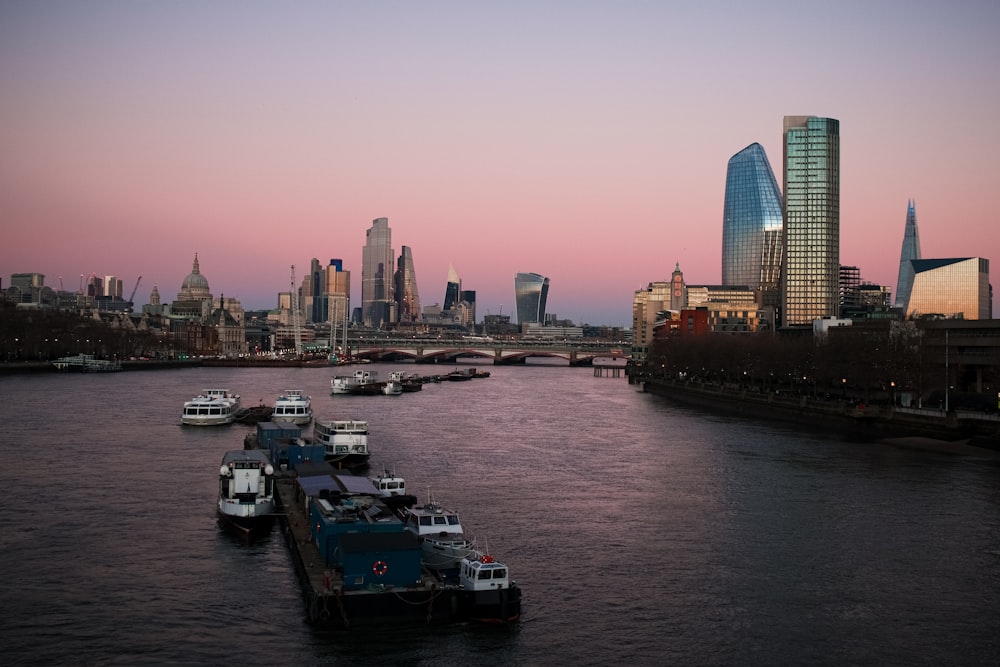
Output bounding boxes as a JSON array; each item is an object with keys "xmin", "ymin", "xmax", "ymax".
[{"xmin": 128, "ymin": 276, "xmax": 142, "ymax": 311}]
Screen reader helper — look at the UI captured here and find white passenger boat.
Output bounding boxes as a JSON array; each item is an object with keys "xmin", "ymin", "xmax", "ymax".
[
  {"xmin": 51, "ymin": 354, "xmax": 122, "ymax": 372},
  {"xmin": 271, "ymin": 389, "xmax": 313, "ymax": 424},
  {"xmin": 382, "ymin": 379, "xmax": 403, "ymax": 396},
  {"xmin": 181, "ymin": 389, "xmax": 241, "ymax": 426},
  {"xmin": 217, "ymin": 449, "xmax": 275, "ymax": 541},
  {"xmin": 312, "ymin": 418, "xmax": 371, "ymax": 466},
  {"xmin": 331, "ymin": 369, "xmax": 381, "ymax": 395},
  {"xmin": 401, "ymin": 497, "xmax": 477, "ymax": 573}
]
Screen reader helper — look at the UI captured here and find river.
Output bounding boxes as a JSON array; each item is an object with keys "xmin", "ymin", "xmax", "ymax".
[{"xmin": 1, "ymin": 363, "xmax": 998, "ymax": 666}]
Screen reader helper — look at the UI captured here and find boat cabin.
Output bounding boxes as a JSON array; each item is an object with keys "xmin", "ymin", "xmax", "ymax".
[{"xmin": 459, "ymin": 555, "xmax": 510, "ymax": 591}]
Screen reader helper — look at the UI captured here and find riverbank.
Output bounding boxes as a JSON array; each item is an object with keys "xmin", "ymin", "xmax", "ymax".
[{"xmin": 641, "ymin": 377, "xmax": 1000, "ymax": 455}]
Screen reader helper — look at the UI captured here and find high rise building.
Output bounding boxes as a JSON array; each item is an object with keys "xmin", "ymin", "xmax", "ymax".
[
  {"xmin": 460, "ymin": 290, "xmax": 476, "ymax": 327},
  {"xmin": 514, "ymin": 272, "xmax": 549, "ymax": 325},
  {"xmin": 443, "ymin": 264, "xmax": 461, "ymax": 311},
  {"xmin": 781, "ymin": 116, "xmax": 840, "ymax": 326},
  {"xmin": 361, "ymin": 217, "xmax": 395, "ymax": 328},
  {"xmin": 894, "ymin": 200, "xmax": 922, "ymax": 311},
  {"xmin": 721, "ymin": 143, "xmax": 783, "ymax": 295},
  {"xmin": 394, "ymin": 246, "xmax": 421, "ymax": 323},
  {"xmin": 906, "ymin": 257, "xmax": 990, "ymax": 320},
  {"xmin": 324, "ymin": 259, "xmax": 350, "ymax": 345}
]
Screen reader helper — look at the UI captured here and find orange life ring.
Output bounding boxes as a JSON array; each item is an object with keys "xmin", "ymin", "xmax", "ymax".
[{"xmin": 373, "ymin": 560, "xmax": 388, "ymax": 576}]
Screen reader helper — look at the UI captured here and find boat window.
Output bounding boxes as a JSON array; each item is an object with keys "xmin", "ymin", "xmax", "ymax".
[
  {"xmin": 433, "ymin": 516, "xmax": 447, "ymax": 525},
  {"xmin": 419, "ymin": 516, "xmax": 432, "ymax": 526},
  {"xmin": 494, "ymin": 568, "xmax": 506, "ymax": 579},
  {"xmin": 447, "ymin": 515, "xmax": 460, "ymax": 525},
  {"xmin": 387, "ymin": 482, "xmax": 399, "ymax": 490},
  {"xmin": 478, "ymin": 570, "xmax": 490, "ymax": 580}
]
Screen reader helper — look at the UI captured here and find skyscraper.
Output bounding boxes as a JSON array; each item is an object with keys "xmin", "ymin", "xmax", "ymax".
[
  {"xmin": 894, "ymin": 200, "xmax": 922, "ymax": 311},
  {"xmin": 781, "ymin": 116, "xmax": 840, "ymax": 325},
  {"xmin": 721, "ymin": 143, "xmax": 783, "ymax": 294},
  {"xmin": 443, "ymin": 264, "xmax": 461, "ymax": 311},
  {"xmin": 514, "ymin": 272, "xmax": 549, "ymax": 325},
  {"xmin": 394, "ymin": 245, "xmax": 421, "ymax": 323},
  {"xmin": 361, "ymin": 217, "xmax": 394, "ymax": 328},
  {"xmin": 324, "ymin": 259, "xmax": 350, "ymax": 345}
]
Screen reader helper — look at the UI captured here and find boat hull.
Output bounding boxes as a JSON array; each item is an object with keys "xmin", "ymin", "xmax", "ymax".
[{"xmin": 217, "ymin": 509, "xmax": 274, "ymax": 541}]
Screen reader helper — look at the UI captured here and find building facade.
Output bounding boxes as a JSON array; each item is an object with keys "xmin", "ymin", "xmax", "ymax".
[
  {"xmin": 361, "ymin": 217, "xmax": 395, "ymax": 328},
  {"xmin": 514, "ymin": 272, "xmax": 549, "ymax": 325},
  {"xmin": 894, "ymin": 199, "xmax": 922, "ymax": 311},
  {"xmin": 907, "ymin": 257, "xmax": 991, "ymax": 320},
  {"xmin": 781, "ymin": 116, "xmax": 840, "ymax": 326},
  {"xmin": 721, "ymin": 143, "xmax": 783, "ymax": 295},
  {"xmin": 394, "ymin": 246, "xmax": 421, "ymax": 323},
  {"xmin": 443, "ymin": 263, "xmax": 461, "ymax": 312}
]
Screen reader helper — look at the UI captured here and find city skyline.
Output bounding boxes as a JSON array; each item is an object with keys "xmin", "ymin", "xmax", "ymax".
[{"xmin": 2, "ymin": 2, "xmax": 999, "ymax": 325}]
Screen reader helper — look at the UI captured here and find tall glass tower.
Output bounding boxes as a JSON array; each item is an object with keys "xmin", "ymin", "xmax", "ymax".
[
  {"xmin": 361, "ymin": 217, "xmax": 394, "ymax": 328},
  {"xmin": 894, "ymin": 200, "xmax": 922, "ymax": 310},
  {"xmin": 722, "ymin": 143, "xmax": 783, "ymax": 292},
  {"xmin": 394, "ymin": 245, "xmax": 421, "ymax": 323},
  {"xmin": 514, "ymin": 272, "xmax": 549, "ymax": 325},
  {"xmin": 781, "ymin": 116, "xmax": 840, "ymax": 325},
  {"xmin": 443, "ymin": 264, "xmax": 461, "ymax": 311}
]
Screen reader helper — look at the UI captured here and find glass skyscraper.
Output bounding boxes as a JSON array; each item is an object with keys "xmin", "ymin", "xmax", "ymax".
[
  {"xmin": 361, "ymin": 217, "xmax": 394, "ymax": 328},
  {"xmin": 394, "ymin": 245, "xmax": 421, "ymax": 323},
  {"xmin": 443, "ymin": 263, "xmax": 461, "ymax": 311},
  {"xmin": 781, "ymin": 116, "xmax": 840, "ymax": 326},
  {"xmin": 894, "ymin": 200, "xmax": 922, "ymax": 311},
  {"xmin": 514, "ymin": 272, "xmax": 549, "ymax": 325},
  {"xmin": 721, "ymin": 143, "xmax": 783, "ymax": 292}
]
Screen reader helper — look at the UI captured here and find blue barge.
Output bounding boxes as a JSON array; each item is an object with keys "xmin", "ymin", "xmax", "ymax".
[{"xmin": 274, "ymin": 463, "xmax": 521, "ymax": 628}]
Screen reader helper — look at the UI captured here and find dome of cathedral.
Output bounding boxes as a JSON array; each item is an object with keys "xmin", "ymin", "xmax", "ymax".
[{"xmin": 177, "ymin": 253, "xmax": 212, "ymax": 301}]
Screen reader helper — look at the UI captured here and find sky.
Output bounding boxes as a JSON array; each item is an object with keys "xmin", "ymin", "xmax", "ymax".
[{"xmin": 2, "ymin": 1, "xmax": 998, "ymax": 326}]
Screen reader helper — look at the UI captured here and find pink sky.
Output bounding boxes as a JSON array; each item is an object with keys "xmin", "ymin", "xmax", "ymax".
[{"xmin": 2, "ymin": 1, "xmax": 998, "ymax": 325}]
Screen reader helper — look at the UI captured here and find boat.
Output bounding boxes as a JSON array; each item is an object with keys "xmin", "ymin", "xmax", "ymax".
[
  {"xmin": 234, "ymin": 403, "xmax": 273, "ymax": 424},
  {"xmin": 51, "ymin": 354, "xmax": 122, "ymax": 373},
  {"xmin": 369, "ymin": 468, "xmax": 418, "ymax": 512},
  {"xmin": 271, "ymin": 389, "xmax": 313, "ymax": 425},
  {"xmin": 381, "ymin": 379, "xmax": 403, "ymax": 396},
  {"xmin": 444, "ymin": 369, "xmax": 474, "ymax": 381},
  {"xmin": 217, "ymin": 449, "xmax": 276, "ymax": 541},
  {"xmin": 400, "ymin": 496, "xmax": 478, "ymax": 574},
  {"xmin": 312, "ymin": 418, "xmax": 371, "ymax": 467},
  {"xmin": 181, "ymin": 389, "xmax": 241, "ymax": 426},
  {"xmin": 273, "ymin": 468, "xmax": 521, "ymax": 627},
  {"xmin": 331, "ymin": 369, "xmax": 382, "ymax": 395},
  {"xmin": 389, "ymin": 370, "xmax": 423, "ymax": 392}
]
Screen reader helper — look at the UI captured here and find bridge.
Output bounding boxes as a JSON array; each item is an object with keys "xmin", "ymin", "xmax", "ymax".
[{"xmin": 346, "ymin": 337, "xmax": 628, "ymax": 366}]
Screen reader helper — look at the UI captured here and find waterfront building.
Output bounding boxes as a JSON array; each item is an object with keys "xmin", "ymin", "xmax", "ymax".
[
  {"xmin": 207, "ymin": 296, "xmax": 246, "ymax": 358},
  {"xmin": 632, "ymin": 280, "xmax": 674, "ymax": 361},
  {"xmin": 443, "ymin": 264, "xmax": 461, "ymax": 312},
  {"xmin": 906, "ymin": 257, "xmax": 991, "ymax": 320},
  {"xmin": 362, "ymin": 217, "xmax": 395, "ymax": 328},
  {"xmin": 514, "ymin": 272, "xmax": 549, "ymax": 325},
  {"xmin": 894, "ymin": 200, "xmax": 922, "ymax": 311},
  {"xmin": 394, "ymin": 246, "xmax": 421, "ymax": 323},
  {"xmin": 721, "ymin": 143, "xmax": 783, "ymax": 301},
  {"xmin": 669, "ymin": 263, "xmax": 686, "ymax": 312},
  {"xmin": 781, "ymin": 116, "xmax": 840, "ymax": 326}
]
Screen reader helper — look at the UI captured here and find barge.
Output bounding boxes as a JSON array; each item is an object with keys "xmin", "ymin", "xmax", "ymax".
[{"xmin": 274, "ymin": 464, "xmax": 521, "ymax": 628}]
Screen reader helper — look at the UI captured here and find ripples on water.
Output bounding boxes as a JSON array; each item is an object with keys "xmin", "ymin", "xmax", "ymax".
[{"xmin": 1, "ymin": 364, "xmax": 999, "ymax": 666}]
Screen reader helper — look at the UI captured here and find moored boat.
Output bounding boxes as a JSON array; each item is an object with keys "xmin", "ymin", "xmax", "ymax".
[
  {"xmin": 217, "ymin": 449, "xmax": 276, "ymax": 541},
  {"xmin": 331, "ymin": 369, "xmax": 381, "ymax": 395},
  {"xmin": 182, "ymin": 389, "xmax": 241, "ymax": 426},
  {"xmin": 400, "ymin": 496, "xmax": 478, "ymax": 574},
  {"xmin": 312, "ymin": 418, "xmax": 371, "ymax": 467},
  {"xmin": 234, "ymin": 403, "xmax": 273, "ymax": 424},
  {"xmin": 51, "ymin": 354, "xmax": 122, "ymax": 373},
  {"xmin": 272, "ymin": 389, "xmax": 313, "ymax": 424},
  {"xmin": 389, "ymin": 370, "xmax": 424, "ymax": 392},
  {"xmin": 381, "ymin": 379, "xmax": 403, "ymax": 396},
  {"xmin": 458, "ymin": 551, "xmax": 521, "ymax": 624}
]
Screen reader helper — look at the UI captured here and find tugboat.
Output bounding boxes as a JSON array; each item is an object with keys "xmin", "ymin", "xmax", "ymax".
[
  {"xmin": 458, "ymin": 551, "xmax": 521, "ymax": 624},
  {"xmin": 217, "ymin": 449, "xmax": 276, "ymax": 541}
]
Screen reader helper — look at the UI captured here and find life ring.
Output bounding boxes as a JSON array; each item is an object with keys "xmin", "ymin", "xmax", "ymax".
[{"xmin": 373, "ymin": 560, "xmax": 388, "ymax": 576}]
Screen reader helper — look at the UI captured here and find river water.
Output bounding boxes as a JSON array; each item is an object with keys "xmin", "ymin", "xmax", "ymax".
[{"xmin": 1, "ymin": 363, "xmax": 998, "ymax": 666}]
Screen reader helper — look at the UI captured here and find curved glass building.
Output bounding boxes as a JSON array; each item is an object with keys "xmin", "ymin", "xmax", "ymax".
[
  {"xmin": 514, "ymin": 272, "xmax": 549, "ymax": 325},
  {"xmin": 721, "ymin": 143, "xmax": 783, "ymax": 290}
]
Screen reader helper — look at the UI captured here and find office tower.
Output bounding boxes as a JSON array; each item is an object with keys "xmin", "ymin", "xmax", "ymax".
[
  {"xmin": 324, "ymin": 259, "xmax": 350, "ymax": 345},
  {"xmin": 894, "ymin": 200, "xmax": 922, "ymax": 311},
  {"xmin": 906, "ymin": 257, "xmax": 991, "ymax": 320},
  {"xmin": 460, "ymin": 290, "xmax": 476, "ymax": 326},
  {"xmin": 781, "ymin": 116, "xmax": 840, "ymax": 325},
  {"xmin": 394, "ymin": 246, "xmax": 421, "ymax": 323},
  {"xmin": 361, "ymin": 217, "xmax": 395, "ymax": 328},
  {"xmin": 443, "ymin": 264, "xmax": 461, "ymax": 311},
  {"xmin": 721, "ymin": 143, "xmax": 783, "ymax": 295},
  {"xmin": 514, "ymin": 272, "xmax": 549, "ymax": 325},
  {"xmin": 104, "ymin": 275, "xmax": 123, "ymax": 299}
]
